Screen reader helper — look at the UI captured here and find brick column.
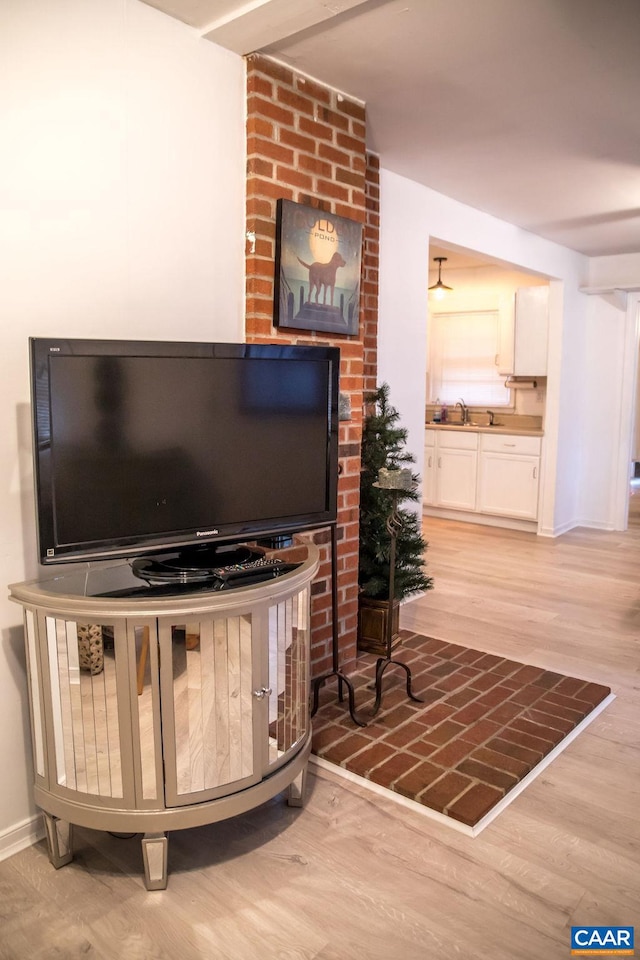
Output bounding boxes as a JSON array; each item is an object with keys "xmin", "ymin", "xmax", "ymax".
[{"xmin": 245, "ymin": 55, "xmax": 379, "ymax": 674}]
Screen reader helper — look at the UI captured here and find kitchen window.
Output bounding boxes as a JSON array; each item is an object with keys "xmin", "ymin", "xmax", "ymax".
[{"xmin": 428, "ymin": 309, "xmax": 511, "ymax": 406}]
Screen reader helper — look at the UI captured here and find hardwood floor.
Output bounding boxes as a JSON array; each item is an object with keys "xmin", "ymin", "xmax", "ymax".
[{"xmin": 2, "ymin": 511, "xmax": 640, "ymax": 959}]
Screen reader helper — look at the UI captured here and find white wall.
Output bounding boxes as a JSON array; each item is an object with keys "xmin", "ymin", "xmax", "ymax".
[
  {"xmin": 0, "ymin": 0, "xmax": 245, "ymax": 853},
  {"xmin": 377, "ymin": 170, "xmax": 620, "ymax": 537},
  {"xmin": 587, "ymin": 254, "xmax": 640, "ymax": 289}
]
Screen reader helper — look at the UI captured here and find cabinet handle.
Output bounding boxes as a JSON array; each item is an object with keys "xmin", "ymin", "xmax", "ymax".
[
  {"xmin": 252, "ymin": 687, "xmax": 272, "ymax": 700},
  {"xmin": 438, "ymin": 457, "xmax": 441, "ymax": 468},
  {"xmin": 533, "ymin": 466, "xmax": 537, "ymax": 479},
  {"xmin": 428, "ymin": 455, "xmax": 432, "ymax": 468},
  {"xmin": 504, "ymin": 443, "xmax": 516, "ymax": 447}
]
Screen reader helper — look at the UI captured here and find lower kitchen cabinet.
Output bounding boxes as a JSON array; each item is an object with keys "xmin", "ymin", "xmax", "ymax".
[
  {"xmin": 424, "ymin": 429, "xmax": 542, "ymax": 524},
  {"xmin": 424, "ymin": 432, "xmax": 437, "ymax": 505},
  {"xmin": 478, "ymin": 434, "xmax": 541, "ymax": 520},
  {"xmin": 425, "ymin": 430, "xmax": 478, "ymax": 512}
]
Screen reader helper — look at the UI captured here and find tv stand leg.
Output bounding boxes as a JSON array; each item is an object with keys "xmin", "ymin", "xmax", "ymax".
[
  {"xmin": 42, "ymin": 812, "xmax": 73, "ymax": 869},
  {"xmin": 286, "ymin": 764, "xmax": 307, "ymax": 807},
  {"xmin": 141, "ymin": 832, "xmax": 168, "ymax": 891}
]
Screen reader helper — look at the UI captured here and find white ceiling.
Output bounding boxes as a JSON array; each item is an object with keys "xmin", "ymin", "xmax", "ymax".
[{"xmin": 142, "ymin": 0, "xmax": 640, "ymax": 258}]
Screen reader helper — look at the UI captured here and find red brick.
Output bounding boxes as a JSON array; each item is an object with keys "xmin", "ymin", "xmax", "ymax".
[
  {"xmin": 532, "ymin": 670, "xmax": 566, "ymax": 689},
  {"xmin": 526, "ymin": 706, "xmax": 578, "ymax": 733},
  {"xmin": 508, "ymin": 684, "xmax": 545, "ymax": 707},
  {"xmin": 336, "ymin": 131, "xmax": 366, "ymax": 152},
  {"xmin": 394, "ymin": 761, "xmax": 442, "ymax": 801},
  {"xmin": 275, "ymin": 165, "xmax": 314, "ymax": 190},
  {"xmin": 247, "ymin": 136, "xmax": 295, "ymax": 165},
  {"xmin": 539, "ymin": 690, "xmax": 603, "ymax": 718},
  {"xmin": 576, "ymin": 682, "xmax": 610, "ymax": 706},
  {"xmin": 246, "ymin": 116, "xmax": 274, "ymax": 139},
  {"xmin": 450, "ymin": 700, "xmax": 491, "ymax": 725},
  {"xmin": 298, "ymin": 154, "xmax": 332, "ymax": 178},
  {"xmin": 248, "ymin": 55, "xmax": 294, "ymax": 86},
  {"xmin": 345, "ymin": 742, "xmax": 396, "ymax": 778},
  {"xmin": 296, "ymin": 76, "xmax": 331, "ymax": 104},
  {"xmin": 336, "ymin": 97, "xmax": 366, "ymax": 123},
  {"xmin": 318, "ymin": 142, "xmax": 351, "ymax": 165},
  {"xmin": 486, "ymin": 736, "xmax": 542, "ymax": 766},
  {"xmin": 319, "ymin": 732, "xmax": 372, "ymax": 763},
  {"xmin": 486, "ymin": 701, "xmax": 523, "ymax": 725},
  {"xmin": 471, "ymin": 746, "xmax": 532, "ymax": 778},
  {"xmin": 382, "ymin": 721, "xmax": 426, "ymax": 748},
  {"xmin": 473, "ymin": 653, "xmax": 504, "ymax": 671},
  {"xmin": 422, "ymin": 719, "xmax": 466, "ymax": 746},
  {"xmin": 447, "ymin": 783, "xmax": 503, "ymax": 826},
  {"xmin": 370, "ymin": 752, "xmax": 421, "ymax": 789},
  {"xmin": 311, "ymin": 725, "xmax": 347, "ymax": 752},
  {"xmin": 510, "ymin": 664, "xmax": 545, "ymax": 684},
  {"xmin": 418, "ymin": 772, "xmax": 473, "ymax": 812},
  {"xmin": 456, "ymin": 758, "xmax": 518, "ymax": 791},
  {"xmin": 413, "ymin": 702, "xmax": 456, "ymax": 727},
  {"xmin": 277, "ymin": 86, "xmax": 314, "ymax": 115},
  {"xmin": 299, "ymin": 116, "xmax": 334, "ymax": 141},
  {"xmin": 315, "ymin": 179, "xmax": 350, "ymax": 202},
  {"xmin": 279, "ymin": 127, "xmax": 317, "ymax": 153},
  {"xmin": 247, "ymin": 95, "xmax": 294, "ymax": 127},
  {"xmin": 247, "ymin": 73, "xmax": 273, "ymax": 98},
  {"xmin": 428, "ymin": 737, "xmax": 475, "ymax": 769},
  {"xmin": 458, "ymin": 718, "xmax": 502, "ymax": 746},
  {"xmin": 317, "ymin": 105, "xmax": 350, "ymax": 131}
]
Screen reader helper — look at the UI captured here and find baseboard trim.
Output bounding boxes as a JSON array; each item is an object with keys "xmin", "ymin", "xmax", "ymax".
[
  {"xmin": 0, "ymin": 813, "xmax": 44, "ymax": 863},
  {"xmin": 423, "ymin": 506, "xmax": 538, "ymax": 534}
]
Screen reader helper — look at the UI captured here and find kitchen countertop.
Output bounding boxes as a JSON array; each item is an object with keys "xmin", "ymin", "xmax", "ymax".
[{"xmin": 426, "ymin": 422, "xmax": 544, "ymax": 437}]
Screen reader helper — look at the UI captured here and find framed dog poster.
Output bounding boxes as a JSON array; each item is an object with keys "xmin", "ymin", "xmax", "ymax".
[{"xmin": 274, "ymin": 199, "xmax": 363, "ymax": 335}]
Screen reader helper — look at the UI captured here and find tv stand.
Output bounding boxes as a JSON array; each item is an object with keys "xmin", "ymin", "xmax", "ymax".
[
  {"xmin": 130, "ymin": 543, "xmax": 260, "ymax": 586},
  {"xmin": 9, "ymin": 543, "xmax": 318, "ymax": 890}
]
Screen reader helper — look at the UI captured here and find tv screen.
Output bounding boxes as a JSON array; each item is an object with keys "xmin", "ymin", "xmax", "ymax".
[{"xmin": 30, "ymin": 338, "xmax": 340, "ymax": 565}]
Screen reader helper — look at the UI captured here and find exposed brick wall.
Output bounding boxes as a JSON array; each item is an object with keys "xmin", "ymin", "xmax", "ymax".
[
  {"xmin": 245, "ymin": 54, "xmax": 379, "ymax": 675},
  {"xmin": 363, "ymin": 153, "xmax": 380, "ymax": 394}
]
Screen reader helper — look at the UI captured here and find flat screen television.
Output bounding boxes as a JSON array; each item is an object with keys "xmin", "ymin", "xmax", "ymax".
[{"xmin": 30, "ymin": 338, "xmax": 340, "ymax": 569}]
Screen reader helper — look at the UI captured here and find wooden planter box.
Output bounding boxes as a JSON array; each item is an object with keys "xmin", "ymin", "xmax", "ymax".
[{"xmin": 357, "ymin": 596, "xmax": 401, "ymax": 656}]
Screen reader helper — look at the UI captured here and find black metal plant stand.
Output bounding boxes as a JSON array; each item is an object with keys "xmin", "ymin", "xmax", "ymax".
[
  {"xmin": 310, "ymin": 523, "xmax": 367, "ymax": 727},
  {"xmin": 370, "ymin": 485, "xmax": 423, "ymax": 717}
]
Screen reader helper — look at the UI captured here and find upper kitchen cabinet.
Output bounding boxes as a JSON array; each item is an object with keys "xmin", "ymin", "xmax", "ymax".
[
  {"xmin": 498, "ymin": 286, "xmax": 549, "ymax": 377},
  {"xmin": 514, "ymin": 286, "xmax": 549, "ymax": 376}
]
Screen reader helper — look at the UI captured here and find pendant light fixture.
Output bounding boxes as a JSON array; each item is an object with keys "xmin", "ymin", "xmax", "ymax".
[{"xmin": 429, "ymin": 256, "xmax": 453, "ymax": 300}]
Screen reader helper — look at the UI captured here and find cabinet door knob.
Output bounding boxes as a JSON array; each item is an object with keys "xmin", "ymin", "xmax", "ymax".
[{"xmin": 253, "ymin": 687, "xmax": 272, "ymax": 700}]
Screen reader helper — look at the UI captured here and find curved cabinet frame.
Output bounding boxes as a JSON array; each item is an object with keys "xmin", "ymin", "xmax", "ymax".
[{"xmin": 10, "ymin": 546, "xmax": 318, "ymax": 890}]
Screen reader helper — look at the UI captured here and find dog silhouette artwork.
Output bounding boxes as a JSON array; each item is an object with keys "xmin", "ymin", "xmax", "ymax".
[{"xmin": 297, "ymin": 251, "xmax": 346, "ymax": 307}]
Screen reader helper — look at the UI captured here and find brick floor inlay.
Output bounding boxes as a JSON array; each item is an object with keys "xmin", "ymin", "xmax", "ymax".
[{"xmin": 311, "ymin": 632, "xmax": 611, "ymax": 828}]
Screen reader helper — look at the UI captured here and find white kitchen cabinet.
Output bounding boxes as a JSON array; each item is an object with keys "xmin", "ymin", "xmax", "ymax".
[
  {"xmin": 513, "ymin": 286, "xmax": 549, "ymax": 376},
  {"xmin": 496, "ymin": 286, "xmax": 549, "ymax": 377},
  {"xmin": 478, "ymin": 433, "xmax": 541, "ymax": 520},
  {"xmin": 428, "ymin": 430, "xmax": 478, "ymax": 511},
  {"xmin": 423, "ymin": 432, "xmax": 437, "ymax": 505}
]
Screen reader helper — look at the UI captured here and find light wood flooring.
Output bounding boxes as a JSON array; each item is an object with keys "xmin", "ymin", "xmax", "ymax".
[{"xmin": 2, "ymin": 505, "xmax": 640, "ymax": 959}]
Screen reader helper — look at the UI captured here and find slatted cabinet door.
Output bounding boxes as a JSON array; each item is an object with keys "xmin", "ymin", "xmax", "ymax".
[
  {"xmin": 37, "ymin": 612, "xmax": 135, "ymax": 808},
  {"xmin": 159, "ymin": 610, "xmax": 264, "ymax": 806}
]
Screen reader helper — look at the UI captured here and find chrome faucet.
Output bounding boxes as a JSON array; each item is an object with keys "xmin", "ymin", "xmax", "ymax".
[
  {"xmin": 456, "ymin": 398, "xmax": 469, "ymax": 425},
  {"xmin": 486, "ymin": 409, "xmax": 495, "ymax": 426}
]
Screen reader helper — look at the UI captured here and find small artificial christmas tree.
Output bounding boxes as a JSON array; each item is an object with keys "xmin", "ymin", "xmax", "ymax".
[{"xmin": 358, "ymin": 383, "xmax": 434, "ymax": 602}]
